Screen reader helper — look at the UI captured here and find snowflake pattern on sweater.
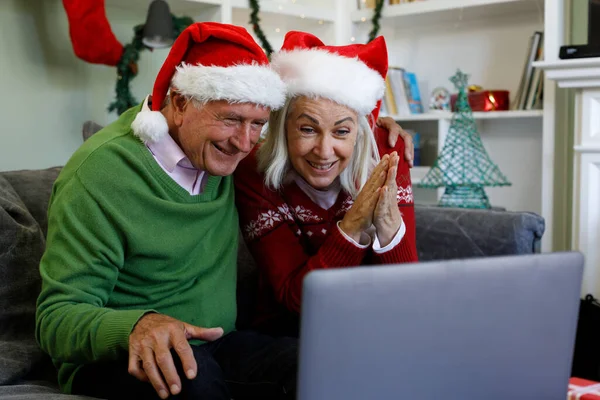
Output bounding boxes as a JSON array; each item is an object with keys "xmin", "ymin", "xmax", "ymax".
[
  {"xmin": 244, "ymin": 203, "xmax": 318, "ymax": 240},
  {"xmin": 241, "ymin": 182, "xmax": 414, "ymax": 242}
]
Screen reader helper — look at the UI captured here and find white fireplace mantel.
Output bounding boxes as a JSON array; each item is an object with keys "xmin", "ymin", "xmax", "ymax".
[
  {"xmin": 534, "ymin": 58, "xmax": 600, "ymax": 89},
  {"xmin": 534, "ymin": 58, "xmax": 600, "ymax": 298}
]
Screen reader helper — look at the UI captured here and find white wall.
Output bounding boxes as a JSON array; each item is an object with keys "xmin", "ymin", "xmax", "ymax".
[{"xmin": 0, "ymin": 0, "xmax": 170, "ymax": 171}]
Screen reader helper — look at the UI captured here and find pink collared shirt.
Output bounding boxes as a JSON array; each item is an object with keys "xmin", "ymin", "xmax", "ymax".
[{"xmin": 142, "ymin": 97, "xmax": 207, "ymax": 195}]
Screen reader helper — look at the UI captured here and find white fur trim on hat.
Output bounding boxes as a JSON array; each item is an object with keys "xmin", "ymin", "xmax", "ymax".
[
  {"xmin": 172, "ymin": 62, "xmax": 286, "ymax": 110},
  {"xmin": 131, "ymin": 98, "xmax": 169, "ymax": 144},
  {"xmin": 270, "ymin": 49, "xmax": 385, "ymax": 116}
]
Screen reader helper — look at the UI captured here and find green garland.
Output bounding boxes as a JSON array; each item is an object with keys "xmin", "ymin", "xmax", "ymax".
[
  {"xmin": 247, "ymin": 0, "xmax": 385, "ymax": 53},
  {"xmin": 108, "ymin": 15, "xmax": 193, "ymax": 115},
  {"xmin": 367, "ymin": 0, "xmax": 385, "ymax": 43},
  {"xmin": 248, "ymin": 0, "xmax": 274, "ymax": 57}
]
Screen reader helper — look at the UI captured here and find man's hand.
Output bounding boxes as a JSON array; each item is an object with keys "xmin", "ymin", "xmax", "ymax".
[
  {"xmin": 128, "ymin": 313, "xmax": 224, "ymax": 399},
  {"xmin": 373, "ymin": 152, "xmax": 403, "ymax": 247},
  {"xmin": 339, "ymin": 155, "xmax": 389, "ymax": 242},
  {"xmin": 376, "ymin": 116, "xmax": 414, "ymax": 168}
]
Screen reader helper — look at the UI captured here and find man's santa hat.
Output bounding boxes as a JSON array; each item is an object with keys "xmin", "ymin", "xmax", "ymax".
[
  {"xmin": 270, "ymin": 31, "xmax": 388, "ymax": 120},
  {"xmin": 132, "ymin": 22, "xmax": 286, "ymax": 143}
]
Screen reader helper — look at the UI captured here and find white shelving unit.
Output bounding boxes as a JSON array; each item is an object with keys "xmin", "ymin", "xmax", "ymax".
[
  {"xmin": 230, "ymin": 0, "xmax": 335, "ymax": 21},
  {"xmin": 103, "ymin": 0, "xmax": 556, "ymax": 251},
  {"xmin": 351, "ymin": 0, "xmax": 543, "ymax": 27},
  {"xmin": 410, "ymin": 166, "xmax": 431, "ymax": 185},
  {"xmin": 387, "ymin": 109, "xmax": 543, "ymax": 122}
]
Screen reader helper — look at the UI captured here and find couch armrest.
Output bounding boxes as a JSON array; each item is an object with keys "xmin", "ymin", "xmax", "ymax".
[{"xmin": 415, "ymin": 206, "xmax": 545, "ymax": 261}]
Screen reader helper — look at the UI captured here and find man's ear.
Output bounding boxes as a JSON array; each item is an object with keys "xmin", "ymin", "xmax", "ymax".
[{"xmin": 171, "ymin": 92, "xmax": 187, "ymax": 125}]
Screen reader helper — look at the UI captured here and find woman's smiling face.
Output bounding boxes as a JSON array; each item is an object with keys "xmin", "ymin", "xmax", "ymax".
[{"xmin": 285, "ymin": 96, "xmax": 358, "ymax": 190}]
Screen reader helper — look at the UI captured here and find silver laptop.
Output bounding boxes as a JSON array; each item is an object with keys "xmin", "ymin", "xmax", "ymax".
[{"xmin": 298, "ymin": 252, "xmax": 584, "ymax": 400}]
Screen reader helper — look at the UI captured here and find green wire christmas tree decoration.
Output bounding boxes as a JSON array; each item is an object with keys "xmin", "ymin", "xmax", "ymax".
[{"xmin": 417, "ymin": 69, "xmax": 511, "ymax": 209}]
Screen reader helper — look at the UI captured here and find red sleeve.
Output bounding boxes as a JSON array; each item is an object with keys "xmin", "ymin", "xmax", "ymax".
[
  {"xmin": 62, "ymin": 0, "xmax": 124, "ymax": 66},
  {"xmin": 234, "ymin": 150, "xmax": 369, "ymax": 313},
  {"xmin": 371, "ymin": 125, "xmax": 419, "ymax": 264}
]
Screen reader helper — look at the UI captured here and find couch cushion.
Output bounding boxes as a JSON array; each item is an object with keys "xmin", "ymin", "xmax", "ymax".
[
  {"xmin": 0, "ymin": 174, "xmax": 47, "ymax": 385},
  {"xmin": 0, "ymin": 381, "xmax": 98, "ymax": 399},
  {"xmin": 415, "ymin": 206, "xmax": 545, "ymax": 261},
  {"xmin": 1, "ymin": 168, "xmax": 62, "ymax": 237}
]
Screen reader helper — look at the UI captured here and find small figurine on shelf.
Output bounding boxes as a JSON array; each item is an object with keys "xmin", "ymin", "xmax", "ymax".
[
  {"xmin": 429, "ymin": 86, "xmax": 450, "ymax": 111},
  {"xmin": 416, "ymin": 69, "xmax": 511, "ymax": 209}
]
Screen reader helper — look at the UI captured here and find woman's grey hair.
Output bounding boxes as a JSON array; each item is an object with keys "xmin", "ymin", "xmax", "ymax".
[{"xmin": 257, "ymin": 97, "xmax": 381, "ymax": 199}]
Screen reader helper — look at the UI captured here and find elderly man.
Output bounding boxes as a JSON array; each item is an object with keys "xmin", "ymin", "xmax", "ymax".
[
  {"xmin": 36, "ymin": 22, "xmax": 298, "ymax": 400},
  {"xmin": 36, "ymin": 22, "xmax": 411, "ymax": 400}
]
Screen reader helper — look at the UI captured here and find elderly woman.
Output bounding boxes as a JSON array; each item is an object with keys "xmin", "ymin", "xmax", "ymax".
[{"xmin": 234, "ymin": 32, "xmax": 418, "ymax": 336}]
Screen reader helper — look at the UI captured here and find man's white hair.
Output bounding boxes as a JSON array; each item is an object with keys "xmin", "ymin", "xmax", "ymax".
[{"xmin": 257, "ymin": 97, "xmax": 380, "ymax": 199}]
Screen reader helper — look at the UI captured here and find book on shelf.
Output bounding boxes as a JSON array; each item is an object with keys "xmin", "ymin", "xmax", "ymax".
[
  {"xmin": 512, "ymin": 31, "xmax": 544, "ymax": 110},
  {"xmin": 383, "ymin": 67, "xmax": 423, "ymax": 117},
  {"xmin": 404, "ymin": 72, "xmax": 424, "ymax": 114}
]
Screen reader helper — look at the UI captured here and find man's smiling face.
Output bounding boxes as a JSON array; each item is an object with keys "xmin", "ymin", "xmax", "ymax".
[{"xmin": 172, "ymin": 97, "xmax": 270, "ymax": 176}]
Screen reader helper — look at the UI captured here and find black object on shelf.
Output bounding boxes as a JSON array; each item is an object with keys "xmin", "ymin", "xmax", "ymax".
[
  {"xmin": 559, "ymin": 44, "xmax": 600, "ymax": 59},
  {"xmin": 558, "ymin": 0, "xmax": 600, "ymax": 60}
]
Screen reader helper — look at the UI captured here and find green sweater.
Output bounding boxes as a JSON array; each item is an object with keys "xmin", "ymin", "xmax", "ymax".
[{"xmin": 35, "ymin": 105, "xmax": 238, "ymax": 393}]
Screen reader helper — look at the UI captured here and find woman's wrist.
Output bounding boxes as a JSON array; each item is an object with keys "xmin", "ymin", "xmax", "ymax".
[
  {"xmin": 375, "ymin": 219, "xmax": 402, "ymax": 247},
  {"xmin": 339, "ymin": 219, "xmax": 362, "ymax": 243}
]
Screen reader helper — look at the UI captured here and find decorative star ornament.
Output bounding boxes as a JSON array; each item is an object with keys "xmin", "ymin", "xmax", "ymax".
[{"xmin": 450, "ymin": 69, "xmax": 470, "ymax": 91}]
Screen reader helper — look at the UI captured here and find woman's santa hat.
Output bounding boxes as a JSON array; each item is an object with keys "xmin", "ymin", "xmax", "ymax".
[
  {"xmin": 270, "ymin": 31, "xmax": 388, "ymax": 120},
  {"xmin": 132, "ymin": 22, "xmax": 286, "ymax": 143}
]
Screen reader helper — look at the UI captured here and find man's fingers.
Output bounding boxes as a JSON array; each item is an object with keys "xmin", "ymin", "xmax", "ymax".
[
  {"xmin": 128, "ymin": 354, "xmax": 149, "ymax": 382},
  {"xmin": 405, "ymin": 142, "xmax": 414, "ymax": 168},
  {"xmin": 172, "ymin": 336, "xmax": 197, "ymax": 380},
  {"xmin": 376, "ymin": 116, "xmax": 400, "ymax": 147},
  {"xmin": 388, "ymin": 128, "xmax": 399, "ymax": 147},
  {"xmin": 155, "ymin": 347, "xmax": 182, "ymax": 397},
  {"xmin": 399, "ymin": 130, "xmax": 414, "ymax": 166},
  {"xmin": 185, "ymin": 324, "xmax": 224, "ymax": 342},
  {"xmin": 141, "ymin": 346, "xmax": 169, "ymax": 400}
]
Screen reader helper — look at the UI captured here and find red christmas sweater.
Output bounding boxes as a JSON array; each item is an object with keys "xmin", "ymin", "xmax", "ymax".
[{"xmin": 234, "ymin": 126, "xmax": 418, "ymax": 325}]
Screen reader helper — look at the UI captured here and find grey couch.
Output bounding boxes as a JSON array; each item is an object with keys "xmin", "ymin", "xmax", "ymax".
[{"xmin": 0, "ymin": 166, "xmax": 545, "ymax": 399}]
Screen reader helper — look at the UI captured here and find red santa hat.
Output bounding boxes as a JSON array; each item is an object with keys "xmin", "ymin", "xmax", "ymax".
[
  {"xmin": 270, "ymin": 31, "xmax": 388, "ymax": 120},
  {"xmin": 132, "ymin": 22, "xmax": 286, "ymax": 143}
]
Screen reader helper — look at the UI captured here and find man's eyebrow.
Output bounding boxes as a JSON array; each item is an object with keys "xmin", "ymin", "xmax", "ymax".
[
  {"xmin": 334, "ymin": 117, "xmax": 355, "ymax": 125},
  {"xmin": 221, "ymin": 112, "xmax": 243, "ymax": 120},
  {"xmin": 297, "ymin": 113, "xmax": 319, "ymax": 125}
]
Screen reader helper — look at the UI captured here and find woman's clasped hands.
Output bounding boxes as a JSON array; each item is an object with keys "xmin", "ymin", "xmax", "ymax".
[{"xmin": 339, "ymin": 152, "xmax": 403, "ymax": 247}]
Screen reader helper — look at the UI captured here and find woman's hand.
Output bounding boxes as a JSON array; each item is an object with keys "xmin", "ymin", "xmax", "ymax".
[
  {"xmin": 339, "ymin": 155, "xmax": 390, "ymax": 243},
  {"xmin": 373, "ymin": 152, "xmax": 403, "ymax": 247}
]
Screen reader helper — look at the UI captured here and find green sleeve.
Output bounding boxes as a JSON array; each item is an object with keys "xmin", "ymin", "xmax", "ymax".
[{"xmin": 35, "ymin": 173, "xmax": 150, "ymax": 364}]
